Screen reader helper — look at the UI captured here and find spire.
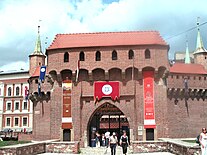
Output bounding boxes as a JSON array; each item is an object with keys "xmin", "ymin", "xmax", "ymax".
[
  {"xmin": 32, "ymin": 25, "xmax": 43, "ymax": 55},
  {"xmin": 193, "ymin": 17, "xmax": 207, "ymax": 54},
  {"xmin": 185, "ymin": 40, "xmax": 190, "ymax": 64}
]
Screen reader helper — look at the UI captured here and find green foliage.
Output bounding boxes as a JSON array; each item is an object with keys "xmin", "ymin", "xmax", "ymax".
[
  {"xmin": 182, "ymin": 140, "xmax": 196, "ymax": 143},
  {"xmin": 0, "ymin": 141, "xmax": 30, "ymax": 147}
]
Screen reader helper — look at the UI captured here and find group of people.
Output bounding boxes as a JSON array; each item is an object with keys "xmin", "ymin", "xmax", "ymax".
[
  {"xmin": 109, "ymin": 130, "xmax": 129, "ymax": 155},
  {"xmin": 92, "ymin": 130, "xmax": 129, "ymax": 155}
]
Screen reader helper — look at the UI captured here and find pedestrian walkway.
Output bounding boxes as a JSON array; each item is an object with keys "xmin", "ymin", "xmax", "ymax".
[
  {"xmin": 38, "ymin": 146, "xmax": 175, "ymax": 155},
  {"xmin": 39, "ymin": 152, "xmax": 174, "ymax": 155}
]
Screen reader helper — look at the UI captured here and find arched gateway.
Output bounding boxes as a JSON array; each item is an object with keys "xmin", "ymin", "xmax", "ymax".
[{"xmin": 87, "ymin": 103, "xmax": 130, "ymax": 147}]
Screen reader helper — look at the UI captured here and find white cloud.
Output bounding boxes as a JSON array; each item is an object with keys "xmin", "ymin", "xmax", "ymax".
[
  {"xmin": 0, "ymin": 61, "xmax": 29, "ymax": 72},
  {"xmin": 0, "ymin": 0, "xmax": 207, "ymax": 71}
]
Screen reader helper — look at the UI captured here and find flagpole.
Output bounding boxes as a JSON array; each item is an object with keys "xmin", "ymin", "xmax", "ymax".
[
  {"xmin": 132, "ymin": 54, "xmax": 138, "ymax": 140},
  {"xmin": 184, "ymin": 77, "xmax": 189, "ymax": 116},
  {"xmin": 76, "ymin": 60, "xmax": 80, "ymax": 82}
]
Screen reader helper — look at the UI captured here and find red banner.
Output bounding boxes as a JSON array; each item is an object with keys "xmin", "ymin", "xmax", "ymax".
[
  {"xmin": 62, "ymin": 80, "xmax": 72, "ymax": 129},
  {"xmin": 94, "ymin": 82, "xmax": 119, "ymax": 101},
  {"xmin": 143, "ymin": 71, "xmax": 156, "ymax": 129}
]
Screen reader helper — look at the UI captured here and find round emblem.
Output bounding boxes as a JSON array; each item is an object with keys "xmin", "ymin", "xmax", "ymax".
[
  {"xmin": 102, "ymin": 84, "xmax": 113, "ymax": 95},
  {"xmin": 41, "ymin": 67, "xmax": 45, "ymax": 72},
  {"xmin": 147, "ymin": 84, "xmax": 151, "ymax": 88}
]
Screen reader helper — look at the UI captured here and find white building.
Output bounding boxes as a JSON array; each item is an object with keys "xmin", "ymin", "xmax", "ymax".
[{"xmin": 0, "ymin": 70, "xmax": 32, "ymax": 132}]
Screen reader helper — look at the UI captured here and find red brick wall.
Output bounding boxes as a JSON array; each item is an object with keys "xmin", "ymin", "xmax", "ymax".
[
  {"xmin": 194, "ymin": 53, "xmax": 207, "ymax": 70},
  {"xmin": 29, "ymin": 55, "xmax": 45, "ymax": 76},
  {"xmin": 166, "ymin": 74, "xmax": 207, "ymax": 138},
  {"xmin": 31, "ymin": 44, "xmax": 170, "ymax": 143}
]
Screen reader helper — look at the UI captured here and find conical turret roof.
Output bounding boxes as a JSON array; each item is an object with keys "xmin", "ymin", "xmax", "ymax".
[
  {"xmin": 193, "ymin": 17, "xmax": 207, "ymax": 54},
  {"xmin": 185, "ymin": 40, "xmax": 190, "ymax": 64},
  {"xmin": 31, "ymin": 26, "xmax": 44, "ymax": 55}
]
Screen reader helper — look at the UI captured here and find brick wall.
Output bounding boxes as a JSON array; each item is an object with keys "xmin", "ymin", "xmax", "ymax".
[
  {"xmin": 18, "ymin": 133, "xmax": 33, "ymax": 141},
  {"xmin": 0, "ymin": 141, "xmax": 80, "ymax": 154},
  {"xmin": 31, "ymin": 42, "xmax": 181, "ymax": 144},
  {"xmin": 131, "ymin": 141, "xmax": 200, "ymax": 155}
]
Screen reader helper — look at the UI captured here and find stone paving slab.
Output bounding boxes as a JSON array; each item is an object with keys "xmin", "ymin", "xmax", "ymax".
[{"xmin": 39, "ymin": 152, "xmax": 175, "ymax": 155}]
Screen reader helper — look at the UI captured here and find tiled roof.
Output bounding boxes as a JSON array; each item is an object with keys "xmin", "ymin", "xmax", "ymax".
[
  {"xmin": 47, "ymin": 31, "xmax": 168, "ymax": 50},
  {"xmin": 31, "ymin": 66, "xmax": 41, "ymax": 77},
  {"xmin": 170, "ymin": 63, "xmax": 207, "ymax": 75},
  {"xmin": 0, "ymin": 70, "xmax": 28, "ymax": 75},
  {"xmin": 31, "ymin": 66, "xmax": 48, "ymax": 78}
]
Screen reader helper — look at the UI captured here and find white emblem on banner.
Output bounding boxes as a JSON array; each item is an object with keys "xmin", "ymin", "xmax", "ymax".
[
  {"xmin": 41, "ymin": 67, "xmax": 46, "ymax": 72},
  {"xmin": 102, "ymin": 84, "xmax": 113, "ymax": 95}
]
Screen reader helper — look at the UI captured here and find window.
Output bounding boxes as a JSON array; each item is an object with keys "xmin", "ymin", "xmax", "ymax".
[
  {"xmin": 64, "ymin": 52, "xmax": 69, "ymax": 62},
  {"xmin": 35, "ymin": 79, "xmax": 38, "ymax": 84},
  {"xmin": 14, "ymin": 118, "xmax": 19, "ymax": 126},
  {"xmin": 16, "ymin": 87, "xmax": 20, "ymax": 96},
  {"xmin": 6, "ymin": 118, "xmax": 11, "ymax": 126},
  {"xmin": 8, "ymin": 87, "xmax": 12, "ymax": 96},
  {"xmin": 112, "ymin": 50, "xmax": 117, "ymax": 60},
  {"xmin": 23, "ymin": 101, "xmax": 27, "ymax": 110},
  {"xmin": 128, "ymin": 50, "xmax": 134, "ymax": 59},
  {"xmin": 79, "ymin": 51, "xmax": 85, "ymax": 61},
  {"xmin": 7, "ymin": 102, "xmax": 11, "ymax": 110},
  {"xmin": 145, "ymin": 49, "xmax": 151, "ymax": 59},
  {"xmin": 15, "ymin": 102, "xmax": 19, "ymax": 110},
  {"xmin": 95, "ymin": 51, "xmax": 101, "ymax": 61},
  {"xmin": 23, "ymin": 117, "xmax": 27, "ymax": 126}
]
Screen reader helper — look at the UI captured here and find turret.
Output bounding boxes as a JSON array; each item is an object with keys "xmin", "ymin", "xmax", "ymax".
[
  {"xmin": 29, "ymin": 26, "xmax": 46, "ymax": 76},
  {"xmin": 184, "ymin": 40, "xmax": 190, "ymax": 64},
  {"xmin": 193, "ymin": 17, "xmax": 207, "ymax": 68}
]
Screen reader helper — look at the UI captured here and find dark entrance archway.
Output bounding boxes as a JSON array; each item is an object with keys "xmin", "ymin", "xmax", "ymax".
[{"xmin": 88, "ymin": 103, "xmax": 130, "ymax": 147}]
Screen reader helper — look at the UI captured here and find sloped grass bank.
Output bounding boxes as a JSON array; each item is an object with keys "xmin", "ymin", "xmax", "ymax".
[{"xmin": 0, "ymin": 141, "xmax": 30, "ymax": 147}]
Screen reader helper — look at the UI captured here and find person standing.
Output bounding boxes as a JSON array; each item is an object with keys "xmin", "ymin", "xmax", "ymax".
[
  {"xmin": 96, "ymin": 131, "xmax": 101, "ymax": 147},
  {"xmin": 200, "ymin": 127, "xmax": 207, "ymax": 155},
  {"xmin": 91, "ymin": 130, "xmax": 96, "ymax": 147},
  {"xmin": 101, "ymin": 133, "xmax": 106, "ymax": 146},
  {"xmin": 105, "ymin": 130, "xmax": 110, "ymax": 147},
  {"xmin": 120, "ymin": 130, "xmax": 129, "ymax": 155},
  {"xmin": 109, "ymin": 132, "xmax": 118, "ymax": 155}
]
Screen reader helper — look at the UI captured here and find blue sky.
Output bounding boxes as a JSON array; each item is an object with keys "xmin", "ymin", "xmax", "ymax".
[{"xmin": 0, "ymin": 0, "xmax": 207, "ymax": 71}]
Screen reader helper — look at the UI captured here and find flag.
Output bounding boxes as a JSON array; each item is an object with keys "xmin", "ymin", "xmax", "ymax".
[
  {"xmin": 184, "ymin": 78, "xmax": 188, "ymax": 92},
  {"xmin": 76, "ymin": 60, "xmax": 80, "ymax": 82},
  {"xmin": 94, "ymin": 81, "xmax": 119, "ymax": 101},
  {"xmin": 39, "ymin": 66, "xmax": 46, "ymax": 82},
  {"xmin": 38, "ymin": 82, "xmax": 41, "ymax": 96},
  {"xmin": 132, "ymin": 54, "xmax": 134, "ymax": 81},
  {"xmin": 184, "ymin": 78, "xmax": 188, "ymax": 98}
]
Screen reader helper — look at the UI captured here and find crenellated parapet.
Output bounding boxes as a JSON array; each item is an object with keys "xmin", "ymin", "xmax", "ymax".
[{"xmin": 167, "ymin": 88, "xmax": 207, "ymax": 101}]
